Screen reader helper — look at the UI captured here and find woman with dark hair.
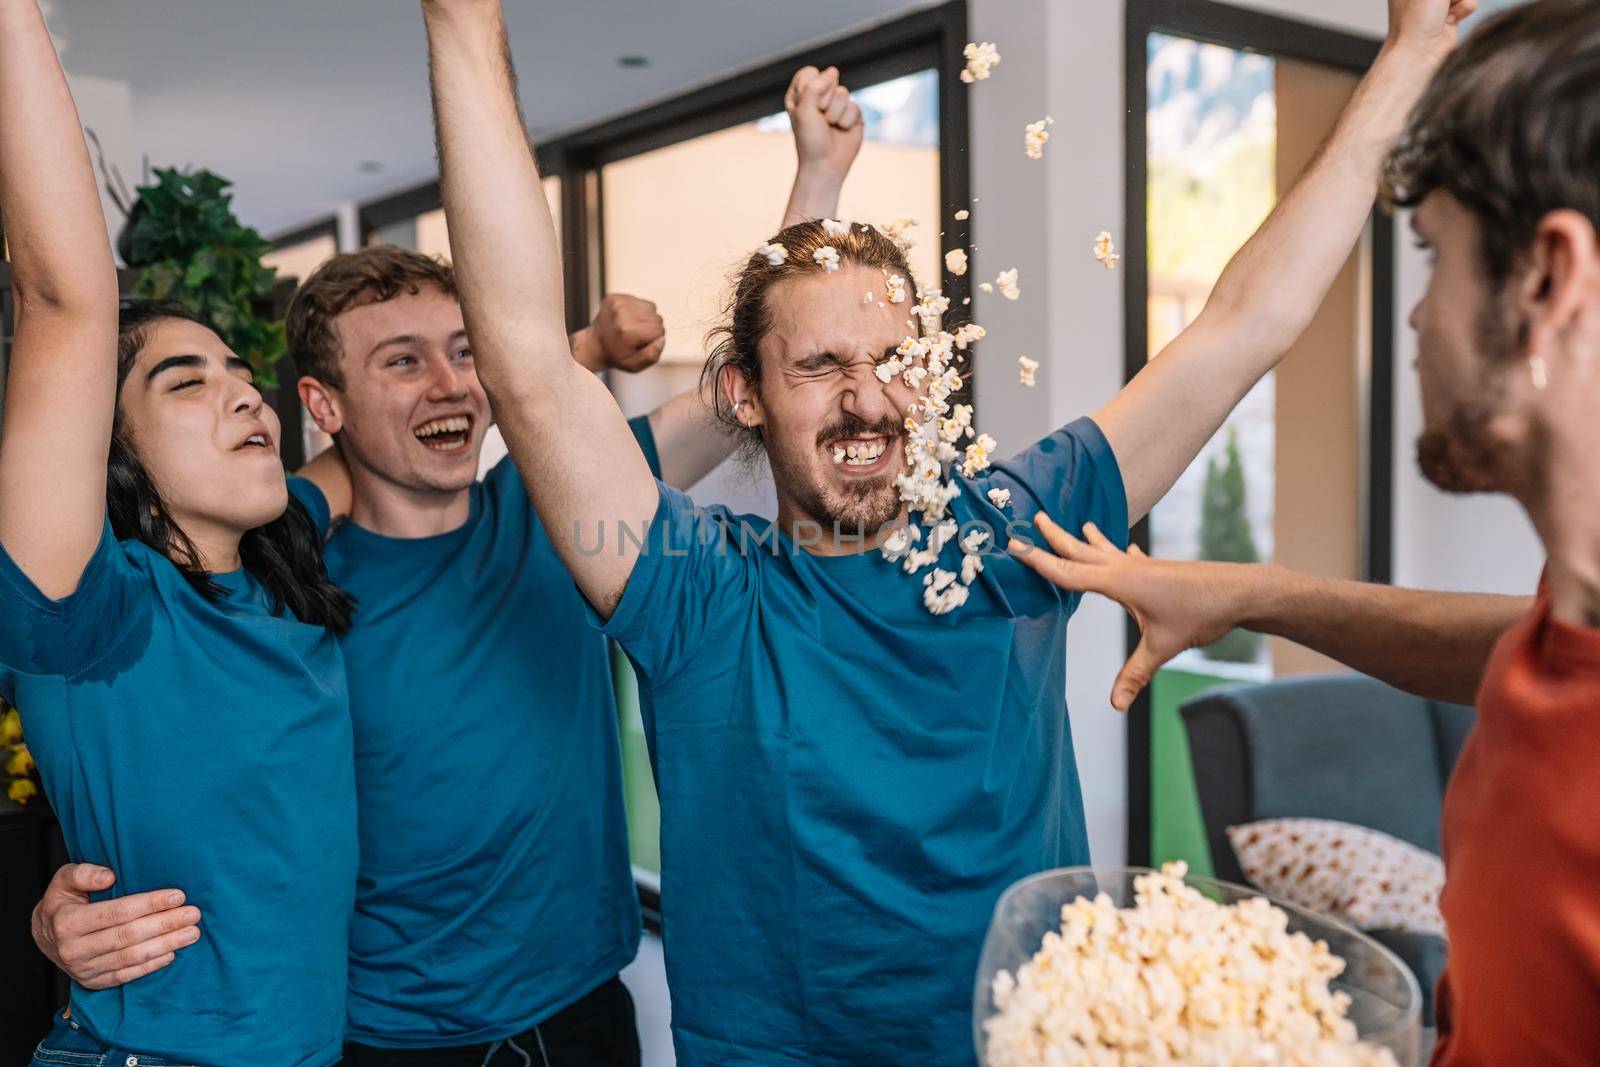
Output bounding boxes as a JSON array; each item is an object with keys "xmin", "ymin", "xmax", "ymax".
[{"xmin": 0, "ymin": 3, "xmax": 357, "ymax": 1065}]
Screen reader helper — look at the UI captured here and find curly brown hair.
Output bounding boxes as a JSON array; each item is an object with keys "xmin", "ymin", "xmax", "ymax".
[{"xmin": 285, "ymin": 245, "xmax": 459, "ymax": 389}]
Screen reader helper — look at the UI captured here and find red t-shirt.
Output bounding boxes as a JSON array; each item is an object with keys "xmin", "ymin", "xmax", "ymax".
[{"xmin": 1433, "ymin": 587, "xmax": 1600, "ymax": 1065}]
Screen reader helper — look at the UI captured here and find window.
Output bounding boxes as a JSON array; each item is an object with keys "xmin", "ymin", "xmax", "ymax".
[
  {"xmin": 600, "ymin": 69, "xmax": 940, "ymax": 367},
  {"xmin": 263, "ymin": 230, "xmax": 337, "ymax": 289},
  {"xmin": 1125, "ymin": 0, "xmax": 1395, "ymax": 873}
]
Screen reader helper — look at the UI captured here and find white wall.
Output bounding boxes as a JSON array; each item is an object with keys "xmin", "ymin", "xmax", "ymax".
[
  {"xmin": 63, "ymin": 72, "xmax": 135, "ymax": 260},
  {"xmin": 965, "ymin": 0, "xmax": 1543, "ymax": 867}
]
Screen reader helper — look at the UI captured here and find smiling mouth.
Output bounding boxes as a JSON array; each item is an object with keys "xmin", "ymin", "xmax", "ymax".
[
  {"xmin": 826, "ymin": 435, "xmax": 898, "ymax": 475},
  {"xmin": 235, "ymin": 432, "xmax": 273, "ymax": 452},
  {"xmin": 415, "ymin": 414, "xmax": 473, "ymax": 453}
]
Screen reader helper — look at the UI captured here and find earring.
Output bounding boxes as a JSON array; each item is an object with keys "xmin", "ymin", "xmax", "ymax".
[{"xmin": 1531, "ymin": 355, "xmax": 1549, "ymax": 391}]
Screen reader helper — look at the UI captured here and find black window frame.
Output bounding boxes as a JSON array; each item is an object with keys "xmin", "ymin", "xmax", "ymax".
[{"xmin": 1122, "ymin": 0, "xmax": 1397, "ymax": 867}]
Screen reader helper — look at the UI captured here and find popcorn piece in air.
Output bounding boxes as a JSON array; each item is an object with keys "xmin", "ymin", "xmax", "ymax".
[
  {"xmin": 924, "ymin": 569, "xmax": 970, "ymax": 614},
  {"xmin": 1094, "ymin": 230, "xmax": 1121, "ymax": 271},
  {"xmin": 874, "ymin": 357, "xmax": 905, "ymax": 384},
  {"xmin": 961, "ymin": 551, "xmax": 984, "ymax": 586},
  {"xmin": 821, "ymin": 218, "xmax": 850, "ymax": 238},
  {"xmin": 955, "ymin": 209, "xmax": 970, "ymax": 221},
  {"xmin": 1018, "ymin": 356, "xmax": 1039, "ymax": 388},
  {"xmin": 1024, "ymin": 116, "xmax": 1054, "ymax": 159},
  {"xmin": 962, "ymin": 433, "xmax": 998, "ymax": 478},
  {"xmin": 945, "ymin": 248, "xmax": 969, "ymax": 277},
  {"xmin": 959, "ymin": 42, "xmax": 1001, "ymax": 84},
  {"xmin": 979, "ymin": 282, "xmax": 994, "ymax": 294},
  {"xmin": 987, "ymin": 487, "xmax": 1012, "ymax": 510},
  {"xmin": 882, "ymin": 217, "xmax": 918, "ymax": 250},
  {"xmin": 995, "ymin": 268, "xmax": 1020, "ymax": 301},
  {"xmin": 885, "ymin": 273, "xmax": 908, "ymax": 304},
  {"xmin": 759, "ymin": 242, "xmax": 788, "ymax": 266},
  {"xmin": 813, "ymin": 245, "xmax": 841, "ymax": 272},
  {"xmin": 953, "ymin": 323, "xmax": 985, "ymax": 351}
]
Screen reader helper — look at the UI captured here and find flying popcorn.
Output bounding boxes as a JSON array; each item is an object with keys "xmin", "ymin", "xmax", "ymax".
[
  {"xmin": 961, "ymin": 551, "xmax": 984, "ymax": 586},
  {"xmin": 987, "ymin": 487, "xmax": 1012, "ymax": 510},
  {"xmin": 979, "ymin": 282, "xmax": 994, "ymax": 294},
  {"xmin": 759, "ymin": 242, "xmax": 788, "ymax": 266},
  {"xmin": 813, "ymin": 245, "xmax": 841, "ymax": 272},
  {"xmin": 995, "ymin": 268, "xmax": 1021, "ymax": 301},
  {"xmin": 913, "ymin": 288, "xmax": 951, "ymax": 330},
  {"xmin": 1018, "ymin": 356, "xmax": 1039, "ymax": 388},
  {"xmin": 874, "ymin": 357, "xmax": 905, "ymax": 384},
  {"xmin": 952, "ymin": 323, "xmax": 985, "ymax": 350},
  {"xmin": 881, "ymin": 217, "xmax": 918, "ymax": 250},
  {"xmin": 1024, "ymin": 116, "xmax": 1054, "ymax": 160},
  {"xmin": 821, "ymin": 218, "xmax": 850, "ymax": 238},
  {"xmin": 1094, "ymin": 230, "xmax": 1120, "ymax": 271},
  {"xmin": 959, "ymin": 41, "xmax": 1001, "ymax": 84},
  {"xmin": 954, "ymin": 209, "xmax": 970, "ymax": 221},
  {"xmin": 962, "ymin": 433, "xmax": 998, "ymax": 478},
  {"xmin": 884, "ymin": 273, "xmax": 908, "ymax": 304},
  {"xmin": 945, "ymin": 248, "xmax": 969, "ymax": 277},
  {"xmin": 982, "ymin": 863, "xmax": 1401, "ymax": 1067}
]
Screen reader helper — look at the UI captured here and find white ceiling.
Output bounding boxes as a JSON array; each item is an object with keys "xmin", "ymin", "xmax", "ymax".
[{"xmin": 47, "ymin": 0, "xmax": 930, "ymax": 237}]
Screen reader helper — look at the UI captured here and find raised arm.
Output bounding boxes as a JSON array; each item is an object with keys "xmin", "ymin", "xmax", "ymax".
[
  {"xmin": 0, "ymin": 0, "xmax": 121, "ymax": 598},
  {"xmin": 780, "ymin": 65, "xmax": 862, "ymax": 228},
  {"xmin": 422, "ymin": 0, "xmax": 657, "ymax": 616},
  {"xmin": 1096, "ymin": 0, "xmax": 1477, "ymax": 522},
  {"xmin": 1013, "ymin": 513, "xmax": 1526, "ymax": 709},
  {"xmin": 642, "ymin": 65, "xmax": 861, "ymax": 487}
]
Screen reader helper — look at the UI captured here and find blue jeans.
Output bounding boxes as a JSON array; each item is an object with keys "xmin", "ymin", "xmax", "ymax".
[{"xmin": 30, "ymin": 1011, "xmax": 201, "ymax": 1067}]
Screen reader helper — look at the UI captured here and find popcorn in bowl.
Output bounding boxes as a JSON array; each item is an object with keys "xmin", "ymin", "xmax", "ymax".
[{"xmin": 977, "ymin": 863, "xmax": 1420, "ymax": 1067}]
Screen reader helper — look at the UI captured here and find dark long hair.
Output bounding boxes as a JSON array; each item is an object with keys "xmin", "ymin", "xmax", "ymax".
[{"xmin": 111, "ymin": 300, "xmax": 355, "ymax": 634}]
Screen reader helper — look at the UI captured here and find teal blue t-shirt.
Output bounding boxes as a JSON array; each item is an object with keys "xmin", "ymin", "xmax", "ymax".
[
  {"xmin": 596, "ymin": 416, "xmax": 1127, "ymax": 1066},
  {"xmin": 0, "ymin": 522, "xmax": 357, "ymax": 1067},
  {"xmin": 288, "ymin": 415, "xmax": 658, "ymax": 1046}
]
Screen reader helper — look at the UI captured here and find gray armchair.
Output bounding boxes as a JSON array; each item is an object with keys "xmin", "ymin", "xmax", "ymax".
[{"xmin": 1179, "ymin": 673, "xmax": 1475, "ymax": 1025}]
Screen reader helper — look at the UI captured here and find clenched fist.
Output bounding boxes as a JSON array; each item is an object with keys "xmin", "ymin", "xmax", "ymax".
[
  {"xmin": 575, "ymin": 293, "xmax": 666, "ymax": 373},
  {"xmin": 786, "ymin": 65, "xmax": 864, "ymax": 182},
  {"xmin": 1388, "ymin": 0, "xmax": 1479, "ymax": 59}
]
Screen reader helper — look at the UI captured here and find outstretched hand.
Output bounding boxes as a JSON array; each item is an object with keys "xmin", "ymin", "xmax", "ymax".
[
  {"xmin": 1387, "ymin": 0, "xmax": 1479, "ymax": 58},
  {"xmin": 785, "ymin": 65, "xmax": 864, "ymax": 181},
  {"xmin": 1010, "ymin": 513, "xmax": 1262, "ymax": 711}
]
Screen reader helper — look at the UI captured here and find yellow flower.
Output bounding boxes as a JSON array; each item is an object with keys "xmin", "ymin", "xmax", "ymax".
[
  {"xmin": 8, "ymin": 777, "xmax": 37, "ymax": 804},
  {"xmin": 1, "ymin": 708, "xmax": 20, "ymax": 744},
  {"xmin": 6, "ymin": 743, "xmax": 34, "ymax": 778}
]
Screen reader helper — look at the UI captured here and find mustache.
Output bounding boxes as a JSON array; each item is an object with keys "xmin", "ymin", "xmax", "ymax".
[{"xmin": 815, "ymin": 414, "xmax": 903, "ymax": 449}]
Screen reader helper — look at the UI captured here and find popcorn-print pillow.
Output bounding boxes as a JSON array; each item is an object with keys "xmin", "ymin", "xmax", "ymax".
[{"xmin": 1227, "ymin": 818, "xmax": 1445, "ymax": 938}]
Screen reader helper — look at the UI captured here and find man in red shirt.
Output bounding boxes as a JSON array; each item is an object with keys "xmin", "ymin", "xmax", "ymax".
[{"xmin": 1013, "ymin": 1, "xmax": 1600, "ymax": 1062}]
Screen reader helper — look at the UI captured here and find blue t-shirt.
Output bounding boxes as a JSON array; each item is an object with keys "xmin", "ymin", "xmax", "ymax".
[
  {"xmin": 595, "ymin": 417, "xmax": 1127, "ymax": 1066},
  {"xmin": 287, "ymin": 415, "xmax": 659, "ymax": 1046},
  {"xmin": 0, "ymin": 521, "xmax": 357, "ymax": 1067}
]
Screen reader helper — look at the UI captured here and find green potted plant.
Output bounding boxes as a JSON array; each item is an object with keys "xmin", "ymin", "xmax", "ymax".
[{"xmin": 118, "ymin": 167, "xmax": 287, "ymax": 386}]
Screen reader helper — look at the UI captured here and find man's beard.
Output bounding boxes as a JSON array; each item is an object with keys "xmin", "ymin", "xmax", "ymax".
[
  {"xmin": 768, "ymin": 413, "xmax": 905, "ymax": 535},
  {"xmin": 1416, "ymin": 302, "xmax": 1519, "ymax": 495},
  {"xmin": 1416, "ymin": 405, "xmax": 1508, "ymax": 494}
]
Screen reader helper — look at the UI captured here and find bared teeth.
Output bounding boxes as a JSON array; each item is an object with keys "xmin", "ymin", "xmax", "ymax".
[{"xmin": 416, "ymin": 415, "xmax": 471, "ymax": 438}]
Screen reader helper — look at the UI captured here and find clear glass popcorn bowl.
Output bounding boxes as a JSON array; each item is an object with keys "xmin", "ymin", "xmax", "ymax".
[{"xmin": 973, "ymin": 866, "xmax": 1423, "ymax": 1067}]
